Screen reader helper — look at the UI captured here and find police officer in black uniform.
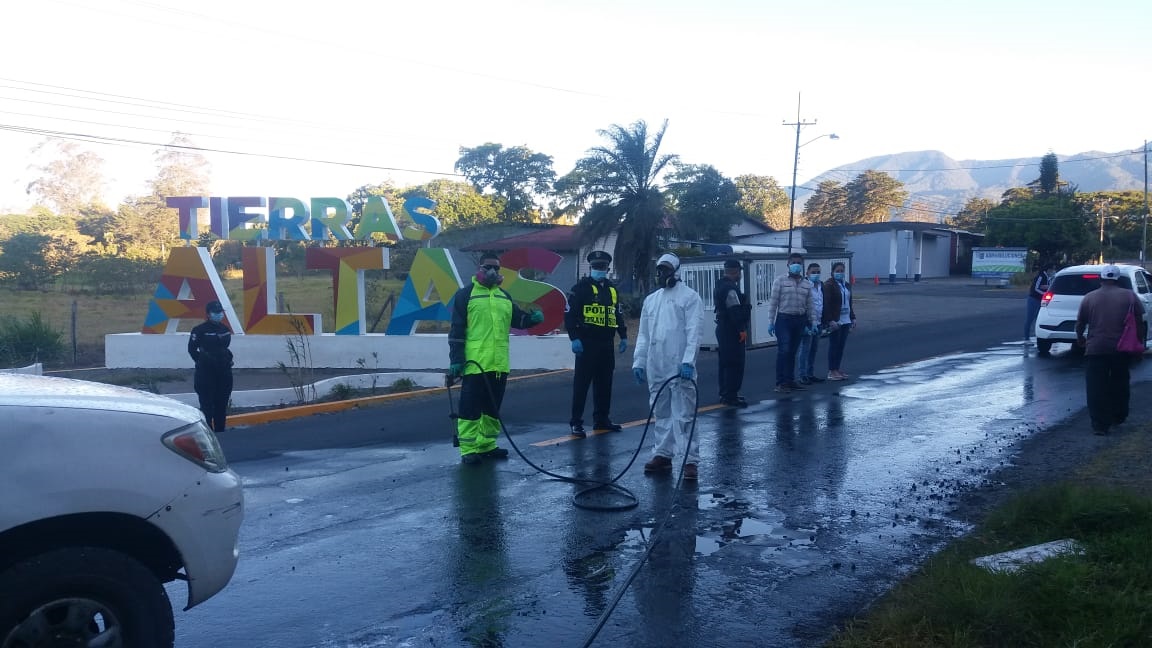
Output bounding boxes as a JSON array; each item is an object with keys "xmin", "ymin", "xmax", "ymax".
[
  {"xmin": 715, "ymin": 259, "xmax": 751, "ymax": 407},
  {"xmin": 565, "ymin": 250, "xmax": 628, "ymax": 437},
  {"xmin": 188, "ymin": 300, "xmax": 234, "ymax": 432}
]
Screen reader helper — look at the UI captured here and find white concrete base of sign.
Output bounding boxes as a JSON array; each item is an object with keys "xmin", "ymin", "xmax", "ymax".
[
  {"xmin": 164, "ymin": 371, "xmax": 445, "ymax": 408},
  {"xmin": 105, "ymin": 332, "xmax": 576, "ymax": 370},
  {"xmin": 970, "ymin": 538, "xmax": 1083, "ymax": 573}
]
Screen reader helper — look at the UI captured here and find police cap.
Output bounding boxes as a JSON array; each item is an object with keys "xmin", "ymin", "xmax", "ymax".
[
  {"xmin": 587, "ymin": 250, "xmax": 612, "ymax": 265},
  {"xmin": 723, "ymin": 259, "xmax": 741, "ymax": 270}
]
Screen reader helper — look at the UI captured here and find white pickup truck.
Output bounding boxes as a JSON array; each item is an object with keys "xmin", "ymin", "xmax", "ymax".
[{"xmin": 0, "ymin": 374, "xmax": 244, "ymax": 648}]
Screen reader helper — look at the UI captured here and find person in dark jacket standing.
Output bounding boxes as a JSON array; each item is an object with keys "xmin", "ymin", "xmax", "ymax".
[
  {"xmin": 449, "ymin": 253, "xmax": 544, "ymax": 464},
  {"xmin": 188, "ymin": 300, "xmax": 234, "ymax": 432},
  {"xmin": 565, "ymin": 250, "xmax": 628, "ymax": 437},
  {"xmin": 822, "ymin": 262, "xmax": 856, "ymax": 381},
  {"xmin": 714, "ymin": 259, "xmax": 751, "ymax": 407},
  {"xmin": 1075, "ymin": 264, "xmax": 1145, "ymax": 435},
  {"xmin": 1025, "ymin": 262, "xmax": 1053, "ymax": 343}
]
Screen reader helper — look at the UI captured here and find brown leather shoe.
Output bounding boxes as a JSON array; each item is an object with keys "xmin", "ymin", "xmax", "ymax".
[
  {"xmin": 682, "ymin": 463, "xmax": 698, "ymax": 481},
  {"xmin": 644, "ymin": 455, "xmax": 673, "ymax": 472}
]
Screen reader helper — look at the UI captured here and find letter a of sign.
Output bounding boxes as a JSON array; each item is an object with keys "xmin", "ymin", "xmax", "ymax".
[
  {"xmin": 386, "ymin": 249, "xmax": 463, "ymax": 335},
  {"xmin": 143, "ymin": 248, "xmax": 239, "ymax": 334}
]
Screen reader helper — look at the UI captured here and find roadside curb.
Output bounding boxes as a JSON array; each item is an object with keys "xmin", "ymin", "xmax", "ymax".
[{"xmin": 228, "ymin": 369, "xmax": 571, "ymax": 427}]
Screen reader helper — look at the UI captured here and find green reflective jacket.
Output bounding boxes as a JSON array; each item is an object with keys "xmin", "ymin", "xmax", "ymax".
[{"xmin": 448, "ymin": 278, "xmax": 533, "ymax": 375}]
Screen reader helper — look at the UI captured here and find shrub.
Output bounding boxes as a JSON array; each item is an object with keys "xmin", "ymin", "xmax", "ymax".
[
  {"xmin": 0, "ymin": 311, "xmax": 64, "ymax": 367},
  {"xmin": 390, "ymin": 377, "xmax": 416, "ymax": 392}
]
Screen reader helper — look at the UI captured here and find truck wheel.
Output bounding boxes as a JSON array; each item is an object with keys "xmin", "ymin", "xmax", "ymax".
[
  {"xmin": 0, "ymin": 547, "xmax": 174, "ymax": 648},
  {"xmin": 1036, "ymin": 339, "xmax": 1053, "ymax": 356}
]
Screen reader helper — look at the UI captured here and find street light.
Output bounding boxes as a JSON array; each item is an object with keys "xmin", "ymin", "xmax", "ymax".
[{"xmin": 784, "ymin": 94, "xmax": 838, "ymax": 254}]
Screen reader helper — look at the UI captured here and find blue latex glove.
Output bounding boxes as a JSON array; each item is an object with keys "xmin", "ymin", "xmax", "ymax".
[
  {"xmin": 633, "ymin": 367, "xmax": 646, "ymax": 384},
  {"xmin": 618, "ymin": 339, "xmax": 628, "ymax": 354},
  {"xmin": 680, "ymin": 363, "xmax": 694, "ymax": 380},
  {"xmin": 529, "ymin": 310, "xmax": 544, "ymax": 324},
  {"xmin": 449, "ymin": 363, "xmax": 463, "ymax": 378},
  {"xmin": 809, "ymin": 325, "xmax": 820, "ymax": 336},
  {"xmin": 768, "ymin": 325, "xmax": 776, "ymax": 337},
  {"xmin": 571, "ymin": 339, "xmax": 583, "ymax": 354}
]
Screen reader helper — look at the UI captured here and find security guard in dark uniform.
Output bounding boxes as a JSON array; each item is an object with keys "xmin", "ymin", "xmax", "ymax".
[
  {"xmin": 714, "ymin": 259, "xmax": 751, "ymax": 407},
  {"xmin": 188, "ymin": 300, "xmax": 234, "ymax": 431},
  {"xmin": 565, "ymin": 250, "xmax": 628, "ymax": 437}
]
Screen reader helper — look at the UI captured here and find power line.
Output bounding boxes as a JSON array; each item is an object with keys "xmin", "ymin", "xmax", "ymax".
[{"xmin": 0, "ymin": 123, "xmax": 465, "ymax": 178}]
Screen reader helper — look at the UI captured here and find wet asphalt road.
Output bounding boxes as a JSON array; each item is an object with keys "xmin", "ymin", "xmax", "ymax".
[{"xmin": 171, "ymin": 283, "xmax": 1148, "ymax": 648}]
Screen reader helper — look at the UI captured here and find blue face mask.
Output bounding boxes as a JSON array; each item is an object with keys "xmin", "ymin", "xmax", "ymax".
[
  {"xmin": 789, "ymin": 263, "xmax": 803, "ymax": 275},
  {"xmin": 809, "ymin": 274, "xmax": 821, "ymax": 283},
  {"xmin": 833, "ymin": 272, "xmax": 845, "ymax": 282},
  {"xmin": 590, "ymin": 269, "xmax": 608, "ymax": 280},
  {"xmin": 209, "ymin": 312, "xmax": 224, "ymax": 323}
]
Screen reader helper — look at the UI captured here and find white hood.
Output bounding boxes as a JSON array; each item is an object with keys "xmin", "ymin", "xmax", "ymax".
[{"xmin": 0, "ymin": 374, "xmax": 203, "ymax": 424}]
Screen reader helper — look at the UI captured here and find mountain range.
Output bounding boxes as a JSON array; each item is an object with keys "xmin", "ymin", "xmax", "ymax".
[{"xmin": 801, "ymin": 148, "xmax": 1149, "ymax": 218}]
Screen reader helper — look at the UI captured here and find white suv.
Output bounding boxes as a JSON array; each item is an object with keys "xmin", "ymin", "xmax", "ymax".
[
  {"xmin": 1034, "ymin": 263, "xmax": 1152, "ymax": 355},
  {"xmin": 0, "ymin": 374, "xmax": 244, "ymax": 648}
]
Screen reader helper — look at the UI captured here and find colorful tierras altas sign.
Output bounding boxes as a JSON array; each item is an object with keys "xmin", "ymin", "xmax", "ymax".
[{"xmin": 144, "ymin": 195, "xmax": 565, "ymax": 336}]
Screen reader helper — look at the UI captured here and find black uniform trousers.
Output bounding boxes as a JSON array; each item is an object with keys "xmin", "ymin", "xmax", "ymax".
[
  {"xmin": 1085, "ymin": 353, "xmax": 1131, "ymax": 432},
  {"xmin": 194, "ymin": 365, "xmax": 233, "ymax": 432},
  {"xmin": 570, "ymin": 335, "xmax": 615, "ymax": 427},
  {"xmin": 716, "ymin": 325, "xmax": 746, "ymax": 400},
  {"xmin": 458, "ymin": 372, "xmax": 509, "ymax": 421}
]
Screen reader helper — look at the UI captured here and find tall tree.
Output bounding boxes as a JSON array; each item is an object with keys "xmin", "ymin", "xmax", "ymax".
[
  {"xmin": 400, "ymin": 179, "xmax": 501, "ymax": 229},
  {"xmin": 667, "ymin": 163, "xmax": 743, "ymax": 242},
  {"xmin": 560, "ymin": 119, "xmax": 678, "ymax": 295},
  {"xmin": 149, "ymin": 132, "xmax": 210, "ymax": 198},
  {"xmin": 0, "ymin": 232, "xmax": 81, "ymax": 289},
  {"xmin": 455, "ymin": 143, "xmax": 556, "ymax": 222},
  {"xmin": 347, "ymin": 181, "xmax": 403, "ymax": 218},
  {"xmin": 947, "ymin": 196, "xmax": 997, "ymax": 231},
  {"xmin": 99, "ymin": 133, "xmax": 213, "ymax": 259},
  {"xmin": 844, "ymin": 170, "xmax": 908, "ymax": 224},
  {"xmin": 735, "ymin": 174, "xmax": 789, "ymax": 230},
  {"xmin": 25, "ymin": 140, "xmax": 107, "ymax": 216},
  {"xmin": 801, "ymin": 180, "xmax": 849, "ymax": 226},
  {"xmin": 1036, "ymin": 152, "xmax": 1060, "ymax": 196},
  {"xmin": 984, "ymin": 195, "xmax": 1089, "ymax": 265}
]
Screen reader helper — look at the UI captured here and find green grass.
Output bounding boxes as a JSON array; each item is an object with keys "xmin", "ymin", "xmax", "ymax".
[
  {"xmin": 0, "ymin": 272, "xmax": 404, "ymax": 366},
  {"xmin": 830, "ymin": 483, "xmax": 1152, "ymax": 648}
]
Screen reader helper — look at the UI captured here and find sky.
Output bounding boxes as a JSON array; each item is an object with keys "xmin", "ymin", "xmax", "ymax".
[{"xmin": 1, "ymin": 0, "xmax": 1149, "ymax": 213}]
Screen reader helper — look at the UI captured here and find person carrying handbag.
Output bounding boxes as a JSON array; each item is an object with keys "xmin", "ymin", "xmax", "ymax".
[{"xmin": 1074, "ymin": 265, "xmax": 1146, "ymax": 435}]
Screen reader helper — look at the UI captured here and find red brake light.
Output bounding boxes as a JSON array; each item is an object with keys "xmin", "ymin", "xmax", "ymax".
[
  {"xmin": 1081, "ymin": 274, "xmax": 1099, "ymax": 279},
  {"xmin": 163, "ymin": 423, "xmax": 229, "ymax": 472},
  {"xmin": 1041, "ymin": 291, "xmax": 1054, "ymax": 305}
]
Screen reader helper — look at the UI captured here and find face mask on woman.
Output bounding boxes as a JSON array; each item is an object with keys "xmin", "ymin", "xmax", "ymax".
[
  {"xmin": 833, "ymin": 272, "xmax": 845, "ymax": 282},
  {"xmin": 789, "ymin": 263, "xmax": 803, "ymax": 275}
]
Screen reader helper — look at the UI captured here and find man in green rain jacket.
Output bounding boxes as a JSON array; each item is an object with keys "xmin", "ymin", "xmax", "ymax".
[{"xmin": 449, "ymin": 253, "xmax": 544, "ymax": 464}]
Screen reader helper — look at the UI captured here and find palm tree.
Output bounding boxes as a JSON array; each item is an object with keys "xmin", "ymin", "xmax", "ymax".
[{"xmin": 557, "ymin": 119, "xmax": 678, "ymax": 295}]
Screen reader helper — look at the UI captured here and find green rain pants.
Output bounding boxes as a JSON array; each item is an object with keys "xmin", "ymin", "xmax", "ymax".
[{"xmin": 456, "ymin": 372, "xmax": 508, "ymax": 456}]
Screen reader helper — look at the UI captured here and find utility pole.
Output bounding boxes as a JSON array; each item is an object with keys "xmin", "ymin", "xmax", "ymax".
[
  {"xmin": 1143, "ymin": 139, "xmax": 1149, "ymax": 267},
  {"xmin": 784, "ymin": 93, "xmax": 817, "ymax": 255},
  {"xmin": 1097, "ymin": 197, "xmax": 1113, "ymax": 264}
]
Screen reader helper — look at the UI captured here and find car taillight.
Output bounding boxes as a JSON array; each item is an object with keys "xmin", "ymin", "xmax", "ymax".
[
  {"xmin": 163, "ymin": 422, "xmax": 229, "ymax": 473},
  {"xmin": 1040, "ymin": 291, "xmax": 1054, "ymax": 306}
]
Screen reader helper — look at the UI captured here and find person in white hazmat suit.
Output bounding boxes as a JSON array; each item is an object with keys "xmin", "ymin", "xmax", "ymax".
[{"xmin": 632, "ymin": 253, "xmax": 704, "ymax": 481}]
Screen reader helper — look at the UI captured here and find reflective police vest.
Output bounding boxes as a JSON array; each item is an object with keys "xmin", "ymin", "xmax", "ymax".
[{"xmin": 582, "ymin": 284, "xmax": 618, "ymax": 329}]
